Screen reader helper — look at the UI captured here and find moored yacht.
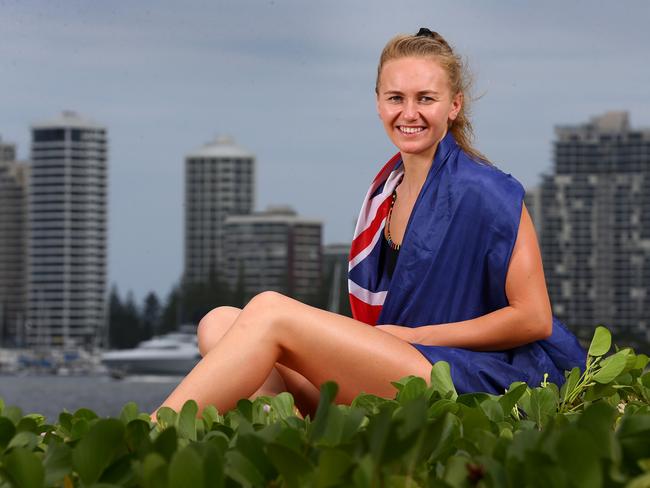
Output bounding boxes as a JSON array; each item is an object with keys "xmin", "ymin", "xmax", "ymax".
[{"xmin": 101, "ymin": 326, "xmax": 201, "ymax": 376}]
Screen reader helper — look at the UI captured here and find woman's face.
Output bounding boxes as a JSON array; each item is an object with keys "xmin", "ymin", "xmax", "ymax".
[{"xmin": 376, "ymin": 56, "xmax": 462, "ymax": 160}]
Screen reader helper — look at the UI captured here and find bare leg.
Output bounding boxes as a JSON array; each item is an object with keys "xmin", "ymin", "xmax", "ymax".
[
  {"xmin": 197, "ymin": 306, "xmax": 320, "ymax": 415},
  {"xmin": 159, "ymin": 292, "xmax": 431, "ymax": 413}
]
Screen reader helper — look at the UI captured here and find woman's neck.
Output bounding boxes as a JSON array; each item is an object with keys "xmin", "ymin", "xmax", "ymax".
[{"xmin": 399, "ymin": 141, "xmax": 439, "ymax": 199}]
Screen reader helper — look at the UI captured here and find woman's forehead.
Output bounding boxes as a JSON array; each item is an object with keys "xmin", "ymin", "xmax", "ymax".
[{"xmin": 379, "ymin": 57, "xmax": 450, "ymax": 92}]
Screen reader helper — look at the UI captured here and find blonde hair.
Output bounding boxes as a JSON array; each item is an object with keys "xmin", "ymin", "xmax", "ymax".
[{"xmin": 376, "ymin": 30, "xmax": 489, "ymax": 164}]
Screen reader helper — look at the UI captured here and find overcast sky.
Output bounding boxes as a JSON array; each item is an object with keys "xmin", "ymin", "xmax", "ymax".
[{"xmin": 2, "ymin": 0, "xmax": 649, "ymax": 302}]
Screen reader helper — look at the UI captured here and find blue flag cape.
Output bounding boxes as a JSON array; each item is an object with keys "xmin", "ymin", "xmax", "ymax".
[{"xmin": 349, "ymin": 132, "xmax": 586, "ymax": 394}]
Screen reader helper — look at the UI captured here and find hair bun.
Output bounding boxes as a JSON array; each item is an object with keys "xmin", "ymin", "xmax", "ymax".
[{"xmin": 415, "ymin": 28, "xmax": 452, "ymax": 51}]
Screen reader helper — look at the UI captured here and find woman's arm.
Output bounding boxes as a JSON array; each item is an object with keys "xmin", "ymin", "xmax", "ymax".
[{"xmin": 377, "ymin": 204, "xmax": 553, "ymax": 351}]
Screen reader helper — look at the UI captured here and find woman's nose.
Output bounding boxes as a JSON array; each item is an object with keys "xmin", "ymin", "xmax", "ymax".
[{"xmin": 402, "ymin": 100, "xmax": 419, "ymax": 120}]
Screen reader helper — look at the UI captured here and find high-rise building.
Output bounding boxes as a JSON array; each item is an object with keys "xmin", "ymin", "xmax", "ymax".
[
  {"xmin": 184, "ymin": 136, "xmax": 255, "ymax": 284},
  {"xmin": 27, "ymin": 112, "xmax": 108, "ymax": 349},
  {"xmin": 223, "ymin": 206, "xmax": 322, "ymax": 302},
  {"xmin": 0, "ymin": 136, "xmax": 29, "ymax": 346},
  {"xmin": 538, "ymin": 112, "xmax": 650, "ymax": 341}
]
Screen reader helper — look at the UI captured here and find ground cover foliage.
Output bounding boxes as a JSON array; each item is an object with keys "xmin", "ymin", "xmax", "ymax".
[{"xmin": 1, "ymin": 326, "xmax": 650, "ymax": 487}]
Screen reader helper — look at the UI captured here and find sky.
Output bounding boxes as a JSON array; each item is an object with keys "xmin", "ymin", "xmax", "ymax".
[{"xmin": 2, "ymin": 0, "xmax": 649, "ymax": 303}]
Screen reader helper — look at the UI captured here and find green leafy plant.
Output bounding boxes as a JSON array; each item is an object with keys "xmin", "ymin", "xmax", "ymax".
[{"xmin": 0, "ymin": 326, "xmax": 649, "ymax": 487}]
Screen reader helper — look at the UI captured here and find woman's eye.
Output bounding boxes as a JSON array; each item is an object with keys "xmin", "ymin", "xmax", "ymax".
[
  {"xmin": 419, "ymin": 96, "xmax": 435, "ymax": 103},
  {"xmin": 388, "ymin": 95, "xmax": 402, "ymax": 102}
]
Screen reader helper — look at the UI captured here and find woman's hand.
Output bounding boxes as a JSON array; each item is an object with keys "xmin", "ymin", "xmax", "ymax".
[{"xmin": 375, "ymin": 324, "xmax": 418, "ymax": 342}]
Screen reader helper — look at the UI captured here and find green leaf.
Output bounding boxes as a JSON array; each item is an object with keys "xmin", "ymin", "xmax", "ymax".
[
  {"xmin": 576, "ymin": 402, "xmax": 617, "ymax": 461},
  {"xmin": 153, "ymin": 426, "xmax": 178, "ymax": 462},
  {"xmin": 267, "ymin": 442, "xmax": 314, "ymax": 487},
  {"xmin": 201, "ymin": 441, "xmax": 225, "ymax": 488},
  {"xmin": 125, "ymin": 419, "xmax": 153, "ymax": 456},
  {"xmin": 309, "ymin": 382, "xmax": 339, "ymax": 443},
  {"xmin": 499, "ymin": 382, "xmax": 528, "ymax": 415},
  {"xmin": 427, "ymin": 412, "xmax": 461, "ymax": 463},
  {"xmin": 72, "ymin": 407, "xmax": 98, "ymax": 421},
  {"xmin": 430, "ymin": 361, "xmax": 458, "ymax": 401},
  {"xmin": 316, "ymin": 448, "xmax": 354, "ymax": 486},
  {"xmin": 394, "ymin": 376, "xmax": 428, "ymax": 404},
  {"xmin": 480, "ymin": 399, "xmax": 505, "ymax": 423},
  {"xmin": 72, "ymin": 418, "xmax": 125, "ymax": 485},
  {"xmin": 169, "ymin": 445, "xmax": 204, "ymax": 488},
  {"xmin": 16, "ymin": 417, "xmax": 39, "ymax": 434},
  {"xmin": 351, "ymin": 393, "xmax": 394, "ymax": 415},
  {"xmin": 225, "ymin": 450, "xmax": 267, "ymax": 486},
  {"xmin": 270, "ymin": 392, "xmax": 297, "ymax": 419},
  {"xmin": 588, "ymin": 326, "xmax": 611, "ymax": 357},
  {"xmin": 0, "ymin": 397, "xmax": 4, "ymax": 414},
  {"xmin": 633, "ymin": 354, "xmax": 649, "ymax": 372},
  {"xmin": 366, "ymin": 405, "xmax": 394, "ymax": 463},
  {"xmin": 235, "ymin": 399, "xmax": 253, "ymax": 423},
  {"xmin": 178, "ymin": 400, "xmax": 198, "ymax": 441},
  {"xmin": 0, "ymin": 417, "xmax": 16, "ymax": 450},
  {"xmin": 141, "ymin": 452, "xmax": 167, "ymax": 488},
  {"xmin": 628, "ymin": 473, "xmax": 650, "ymax": 488},
  {"xmin": 57, "ymin": 412, "xmax": 72, "ymax": 435},
  {"xmin": 8, "ymin": 431, "xmax": 39, "ymax": 451},
  {"xmin": 43, "ymin": 441, "xmax": 73, "ymax": 486},
  {"xmin": 593, "ymin": 350, "xmax": 629, "ymax": 384},
  {"xmin": 155, "ymin": 406, "xmax": 177, "ymax": 430},
  {"xmin": 617, "ymin": 414, "xmax": 650, "ymax": 464},
  {"xmin": 119, "ymin": 402, "xmax": 139, "ymax": 424},
  {"xmin": 3, "ymin": 447, "xmax": 44, "ymax": 488},
  {"xmin": 443, "ymin": 455, "xmax": 471, "ymax": 486},
  {"xmin": 526, "ymin": 387, "xmax": 557, "ymax": 429},
  {"xmin": 557, "ymin": 428, "xmax": 602, "ymax": 488},
  {"xmin": 202, "ymin": 405, "xmax": 220, "ymax": 431},
  {"xmin": 559, "ymin": 367, "xmax": 581, "ymax": 403},
  {"xmin": 3, "ymin": 406, "xmax": 22, "ymax": 425}
]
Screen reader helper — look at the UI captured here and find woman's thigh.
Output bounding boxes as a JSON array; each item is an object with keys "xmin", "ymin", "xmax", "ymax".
[{"xmin": 238, "ymin": 292, "xmax": 433, "ymax": 405}]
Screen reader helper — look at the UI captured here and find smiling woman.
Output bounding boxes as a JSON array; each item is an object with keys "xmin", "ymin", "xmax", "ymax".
[{"xmin": 155, "ymin": 28, "xmax": 586, "ymax": 418}]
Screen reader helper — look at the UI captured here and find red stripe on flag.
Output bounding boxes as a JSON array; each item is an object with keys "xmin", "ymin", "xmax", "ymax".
[
  {"xmin": 349, "ymin": 195, "xmax": 392, "ymax": 261},
  {"xmin": 349, "ymin": 293, "xmax": 382, "ymax": 325}
]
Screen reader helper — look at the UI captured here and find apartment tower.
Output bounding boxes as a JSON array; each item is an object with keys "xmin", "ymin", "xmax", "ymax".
[
  {"xmin": 0, "ymin": 137, "xmax": 29, "ymax": 346},
  {"xmin": 223, "ymin": 206, "xmax": 322, "ymax": 302},
  {"xmin": 27, "ymin": 112, "xmax": 108, "ymax": 348},
  {"xmin": 538, "ymin": 112, "xmax": 650, "ymax": 341},
  {"xmin": 184, "ymin": 136, "xmax": 254, "ymax": 285}
]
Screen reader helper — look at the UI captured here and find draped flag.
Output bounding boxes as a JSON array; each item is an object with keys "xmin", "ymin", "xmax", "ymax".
[
  {"xmin": 348, "ymin": 153, "xmax": 403, "ymax": 325},
  {"xmin": 346, "ymin": 133, "xmax": 586, "ymax": 394}
]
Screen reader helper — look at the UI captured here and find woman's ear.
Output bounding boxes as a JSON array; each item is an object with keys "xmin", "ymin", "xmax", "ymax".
[{"xmin": 449, "ymin": 91, "xmax": 463, "ymax": 121}]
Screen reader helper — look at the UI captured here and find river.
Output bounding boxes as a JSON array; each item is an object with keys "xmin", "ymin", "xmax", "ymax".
[{"xmin": 0, "ymin": 374, "xmax": 182, "ymax": 422}]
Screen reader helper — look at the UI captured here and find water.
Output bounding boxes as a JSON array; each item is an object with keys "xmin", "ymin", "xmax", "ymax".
[{"xmin": 0, "ymin": 374, "xmax": 182, "ymax": 421}]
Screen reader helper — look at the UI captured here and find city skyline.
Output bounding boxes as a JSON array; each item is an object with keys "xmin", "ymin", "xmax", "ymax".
[{"xmin": 2, "ymin": 0, "xmax": 649, "ymax": 301}]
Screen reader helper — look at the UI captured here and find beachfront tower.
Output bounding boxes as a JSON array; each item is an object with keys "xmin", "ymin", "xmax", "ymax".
[
  {"xmin": 223, "ymin": 206, "xmax": 322, "ymax": 302},
  {"xmin": 184, "ymin": 136, "xmax": 255, "ymax": 285},
  {"xmin": 0, "ymin": 136, "xmax": 29, "ymax": 346},
  {"xmin": 539, "ymin": 112, "xmax": 650, "ymax": 343},
  {"xmin": 27, "ymin": 112, "xmax": 108, "ymax": 349}
]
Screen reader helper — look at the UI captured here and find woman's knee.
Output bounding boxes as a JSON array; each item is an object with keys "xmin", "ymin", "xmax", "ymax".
[
  {"xmin": 197, "ymin": 306, "xmax": 241, "ymax": 356},
  {"xmin": 239, "ymin": 291, "xmax": 294, "ymax": 335}
]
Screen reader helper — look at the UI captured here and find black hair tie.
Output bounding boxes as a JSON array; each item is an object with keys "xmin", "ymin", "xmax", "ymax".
[{"xmin": 416, "ymin": 27, "xmax": 437, "ymax": 38}]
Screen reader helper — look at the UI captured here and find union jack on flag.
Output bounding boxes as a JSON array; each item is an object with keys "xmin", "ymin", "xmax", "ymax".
[{"xmin": 348, "ymin": 153, "xmax": 404, "ymax": 326}]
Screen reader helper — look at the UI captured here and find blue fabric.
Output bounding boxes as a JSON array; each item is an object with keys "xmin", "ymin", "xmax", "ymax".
[{"xmin": 377, "ymin": 132, "xmax": 586, "ymax": 394}]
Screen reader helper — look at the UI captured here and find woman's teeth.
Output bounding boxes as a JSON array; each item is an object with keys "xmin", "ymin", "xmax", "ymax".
[{"xmin": 399, "ymin": 126, "xmax": 424, "ymax": 134}]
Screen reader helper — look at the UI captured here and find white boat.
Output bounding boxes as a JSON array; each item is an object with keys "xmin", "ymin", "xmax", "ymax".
[{"xmin": 101, "ymin": 328, "xmax": 201, "ymax": 376}]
